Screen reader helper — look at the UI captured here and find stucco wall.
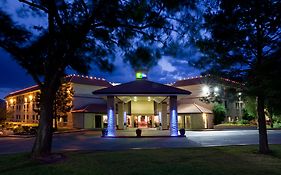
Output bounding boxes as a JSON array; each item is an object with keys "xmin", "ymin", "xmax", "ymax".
[
  {"xmin": 73, "ymin": 113, "xmax": 84, "ymax": 128},
  {"xmin": 131, "ymin": 101, "xmax": 154, "ymax": 114}
]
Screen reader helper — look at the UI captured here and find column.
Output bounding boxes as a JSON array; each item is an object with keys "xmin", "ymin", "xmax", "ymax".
[
  {"xmin": 161, "ymin": 102, "xmax": 168, "ymax": 129},
  {"xmin": 107, "ymin": 96, "xmax": 116, "ymax": 136},
  {"xmin": 117, "ymin": 102, "xmax": 124, "ymax": 130},
  {"xmin": 169, "ymin": 96, "xmax": 178, "ymax": 136}
]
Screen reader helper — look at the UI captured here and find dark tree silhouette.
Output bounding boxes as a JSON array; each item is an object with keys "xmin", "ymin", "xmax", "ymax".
[
  {"xmin": 195, "ymin": 0, "xmax": 281, "ymax": 154},
  {"xmin": 0, "ymin": 0, "xmax": 197, "ymax": 158}
]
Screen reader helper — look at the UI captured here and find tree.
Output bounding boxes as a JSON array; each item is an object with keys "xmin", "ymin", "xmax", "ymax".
[
  {"xmin": 212, "ymin": 103, "xmax": 226, "ymax": 125},
  {"xmin": 0, "ymin": 0, "xmax": 196, "ymax": 158},
  {"xmin": 54, "ymin": 82, "xmax": 74, "ymax": 130},
  {"xmin": 195, "ymin": 0, "xmax": 281, "ymax": 153}
]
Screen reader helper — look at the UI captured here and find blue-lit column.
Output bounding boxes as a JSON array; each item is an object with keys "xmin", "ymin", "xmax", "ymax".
[
  {"xmin": 107, "ymin": 96, "xmax": 116, "ymax": 136},
  {"xmin": 169, "ymin": 96, "xmax": 178, "ymax": 136}
]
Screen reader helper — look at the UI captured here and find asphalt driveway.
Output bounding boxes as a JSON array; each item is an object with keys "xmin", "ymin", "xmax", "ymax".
[{"xmin": 0, "ymin": 129, "xmax": 280, "ymax": 154}]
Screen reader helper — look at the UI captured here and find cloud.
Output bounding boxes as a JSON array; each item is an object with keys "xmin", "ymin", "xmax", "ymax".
[{"xmin": 158, "ymin": 56, "xmax": 176, "ymax": 72}]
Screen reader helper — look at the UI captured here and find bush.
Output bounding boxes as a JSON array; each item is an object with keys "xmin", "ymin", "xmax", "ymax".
[
  {"xmin": 242, "ymin": 109, "xmax": 255, "ymax": 121},
  {"xmin": 13, "ymin": 126, "xmax": 25, "ymax": 134},
  {"xmin": 213, "ymin": 103, "xmax": 226, "ymax": 125},
  {"xmin": 273, "ymin": 122, "xmax": 281, "ymax": 128},
  {"xmin": 237, "ymin": 119, "xmax": 250, "ymax": 125}
]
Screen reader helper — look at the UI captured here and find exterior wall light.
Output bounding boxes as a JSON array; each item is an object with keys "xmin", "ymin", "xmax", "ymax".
[
  {"xmin": 29, "ymin": 95, "xmax": 33, "ymax": 101},
  {"xmin": 214, "ymin": 87, "xmax": 219, "ymax": 92},
  {"xmin": 202, "ymin": 86, "xmax": 210, "ymax": 95}
]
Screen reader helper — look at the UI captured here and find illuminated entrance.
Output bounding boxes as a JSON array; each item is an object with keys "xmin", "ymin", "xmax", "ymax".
[{"xmin": 93, "ymin": 78, "xmax": 191, "ymax": 136}]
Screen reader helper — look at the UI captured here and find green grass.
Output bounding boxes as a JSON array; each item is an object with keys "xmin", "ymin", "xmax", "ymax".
[{"xmin": 1, "ymin": 145, "xmax": 281, "ymax": 175}]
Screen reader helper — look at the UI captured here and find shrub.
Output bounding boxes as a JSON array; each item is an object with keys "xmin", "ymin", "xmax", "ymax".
[
  {"xmin": 237, "ymin": 119, "xmax": 250, "ymax": 125},
  {"xmin": 213, "ymin": 103, "xmax": 226, "ymax": 125},
  {"xmin": 13, "ymin": 126, "xmax": 25, "ymax": 134},
  {"xmin": 242, "ymin": 109, "xmax": 255, "ymax": 121},
  {"xmin": 273, "ymin": 122, "xmax": 281, "ymax": 128}
]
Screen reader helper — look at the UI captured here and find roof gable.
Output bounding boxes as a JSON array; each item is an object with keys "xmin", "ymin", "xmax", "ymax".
[{"xmin": 93, "ymin": 79, "xmax": 191, "ymax": 96}]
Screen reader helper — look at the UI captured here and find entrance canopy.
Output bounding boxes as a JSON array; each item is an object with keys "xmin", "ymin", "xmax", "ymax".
[
  {"xmin": 93, "ymin": 79, "xmax": 191, "ymax": 96},
  {"xmin": 92, "ymin": 79, "xmax": 191, "ymax": 137}
]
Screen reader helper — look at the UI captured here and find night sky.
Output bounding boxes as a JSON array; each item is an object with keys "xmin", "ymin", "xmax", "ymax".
[{"xmin": 0, "ymin": 1, "xmax": 200, "ymax": 99}]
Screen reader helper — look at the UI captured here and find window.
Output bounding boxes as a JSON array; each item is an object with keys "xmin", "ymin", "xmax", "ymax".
[
  {"xmin": 224, "ymin": 101, "xmax": 228, "ymax": 109},
  {"xmin": 235, "ymin": 102, "xmax": 239, "ymax": 109}
]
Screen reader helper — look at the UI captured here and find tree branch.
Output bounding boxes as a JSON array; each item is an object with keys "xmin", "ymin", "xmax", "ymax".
[{"xmin": 18, "ymin": 0, "xmax": 48, "ymax": 13}]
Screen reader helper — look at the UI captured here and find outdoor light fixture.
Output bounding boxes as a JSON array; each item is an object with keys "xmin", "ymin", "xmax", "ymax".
[
  {"xmin": 148, "ymin": 96, "xmax": 151, "ymax": 101},
  {"xmin": 133, "ymin": 96, "xmax": 137, "ymax": 101},
  {"xmin": 238, "ymin": 92, "xmax": 242, "ymax": 96},
  {"xmin": 214, "ymin": 87, "xmax": 219, "ymax": 92},
  {"xmin": 28, "ymin": 95, "xmax": 33, "ymax": 101},
  {"xmin": 202, "ymin": 86, "xmax": 210, "ymax": 95}
]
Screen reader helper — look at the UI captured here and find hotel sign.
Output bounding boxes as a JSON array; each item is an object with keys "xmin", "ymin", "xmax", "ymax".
[{"xmin": 136, "ymin": 72, "xmax": 147, "ymax": 79}]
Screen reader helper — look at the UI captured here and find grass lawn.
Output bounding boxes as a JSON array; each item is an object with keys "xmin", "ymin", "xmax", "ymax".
[{"xmin": 1, "ymin": 145, "xmax": 281, "ymax": 175}]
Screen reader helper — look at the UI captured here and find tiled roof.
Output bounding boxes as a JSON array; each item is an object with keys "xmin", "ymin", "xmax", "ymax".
[
  {"xmin": 72, "ymin": 103, "xmax": 107, "ymax": 113},
  {"xmin": 173, "ymin": 75, "xmax": 241, "ymax": 87},
  {"xmin": 65, "ymin": 75, "xmax": 112, "ymax": 87},
  {"xmin": 178, "ymin": 103, "xmax": 212, "ymax": 114},
  {"xmin": 93, "ymin": 79, "xmax": 191, "ymax": 96},
  {"xmin": 5, "ymin": 75, "xmax": 111, "ymax": 98},
  {"xmin": 5, "ymin": 85, "xmax": 40, "ymax": 98}
]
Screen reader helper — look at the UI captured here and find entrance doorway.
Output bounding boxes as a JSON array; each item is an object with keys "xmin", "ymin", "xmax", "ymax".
[
  {"xmin": 127, "ymin": 115, "xmax": 157, "ymax": 128},
  {"xmin": 95, "ymin": 115, "xmax": 102, "ymax": 128}
]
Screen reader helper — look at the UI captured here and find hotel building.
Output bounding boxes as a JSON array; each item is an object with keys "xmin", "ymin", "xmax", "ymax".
[{"xmin": 5, "ymin": 74, "xmax": 243, "ymax": 135}]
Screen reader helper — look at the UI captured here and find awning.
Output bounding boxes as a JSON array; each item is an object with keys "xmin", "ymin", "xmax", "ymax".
[
  {"xmin": 178, "ymin": 103, "xmax": 212, "ymax": 114},
  {"xmin": 72, "ymin": 103, "xmax": 107, "ymax": 113}
]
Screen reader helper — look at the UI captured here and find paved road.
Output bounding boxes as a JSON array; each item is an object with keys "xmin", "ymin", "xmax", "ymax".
[{"xmin": 0, "ymin": 130, "xmax": 280, "ymax": 154}]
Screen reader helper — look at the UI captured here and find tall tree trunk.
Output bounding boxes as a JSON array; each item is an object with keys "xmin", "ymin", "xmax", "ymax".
[
  {"xmin": 31, "ymin": 87, "xmax": 56, "ymax": 158},
  {"xmin": 257, "ymin": 95, "xmax": 270, "ymax": 154}
]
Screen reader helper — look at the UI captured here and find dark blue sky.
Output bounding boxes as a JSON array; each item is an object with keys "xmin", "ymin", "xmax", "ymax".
[
  {"xmin": 0, "ymin": 1, "xmax": 201, "ymax": 99},
  {"xmin": 0, "ymin": 48, "xmax": 200, "ymax": 99}
]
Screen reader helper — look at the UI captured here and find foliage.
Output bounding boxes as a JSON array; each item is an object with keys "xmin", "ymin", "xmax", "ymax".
[
  {"xmin": 273, "ymin": 122, "xmax": 281, "ymax": 129},
  {"xmin": 237, "ymin": 119, "xmax": 250, "ymax": 125},
  {"xmin": 54, "ymin": 82, "xmax": 74, "ymax": 120},
  {"xmin": 195, "ymin": 0, "xmax": 281, "ymax": 154},
  {"xmin": 0, "ymin": 0, "xmax": 198, "ymax": 157},
  {"xmin": 243, "ymin": 96, "xmax": 257, "ymax": 119},
  {"xmin": 242, "ymin": 109, "xmax": 255, "ymax": 121},
  {"xmin": 212, "ymin": 103, "xmax": 226, "ymax": 125},
  {"xmin": 0, "ymin": 108, "xmax": 13, "ymax": 123}
]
